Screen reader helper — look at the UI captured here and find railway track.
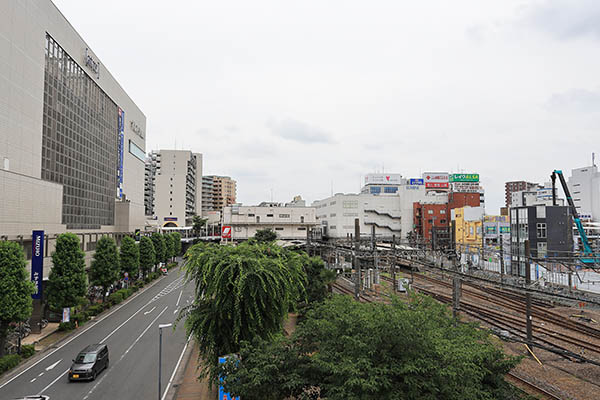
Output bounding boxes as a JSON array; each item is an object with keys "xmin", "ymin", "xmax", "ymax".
[{"xmin": 506, "ymin": 372, "xmax": 563, "ymax": 400}]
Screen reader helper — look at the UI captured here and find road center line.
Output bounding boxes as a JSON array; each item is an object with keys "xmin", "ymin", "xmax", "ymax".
[
  {"xmin": 143, "ymin": 306, "xmax": 156, "ymax": 315},
  {"xmin": 176, "ymin": 289, "xmax": 183, "ymax": 306}
]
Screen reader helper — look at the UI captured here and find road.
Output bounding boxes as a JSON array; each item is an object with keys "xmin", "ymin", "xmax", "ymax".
[{"xmin": 0, "ymin": 267, "xmax": 195, "ymax": 400}]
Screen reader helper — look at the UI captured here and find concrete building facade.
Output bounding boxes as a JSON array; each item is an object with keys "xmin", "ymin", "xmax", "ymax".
[
  {"xmin": 223, "ymin": 200, "xmax": 317, "ymax": 240},
  {"xmin": 145, "ymin": 150, "xmax": 202, "ymax": 227},
  {"xmin": 505, "ymin": 181, "xmax": 540, "ymax": 207},
  {"xmin": 568, "ymin": 165, "xmax": 600, "ymax": 221},
  {"xmin": 1, "ymin": 0, "xmax": 147, "ymax": 238}
]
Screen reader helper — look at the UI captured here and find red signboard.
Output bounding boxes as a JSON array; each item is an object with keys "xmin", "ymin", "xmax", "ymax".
[
  {"xmin": 425, "ymin": 182, "xmax": 449, "ymax": 189},
  {"xmin": 221, "ymin": 226, "xmax": 232, "ymax": 239}
]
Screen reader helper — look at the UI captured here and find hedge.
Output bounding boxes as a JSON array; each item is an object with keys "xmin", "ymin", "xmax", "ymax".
[
  {"xmin": 21, "ymin": 344, "xmax": 35, "ymax": 359},
  {"xmin": 0, "ymin": 354, "xmax": 21, "ymax": 374}
]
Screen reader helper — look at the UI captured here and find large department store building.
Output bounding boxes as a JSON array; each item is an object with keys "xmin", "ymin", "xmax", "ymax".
[{"xmin": 0, "ymin": 1, "xmax": 146, "ymax": 268}]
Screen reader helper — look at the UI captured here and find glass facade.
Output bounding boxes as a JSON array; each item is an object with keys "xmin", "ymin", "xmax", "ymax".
[{"xmin": 42, "ymin": 34, "xmax": 119, "ymax": 229}]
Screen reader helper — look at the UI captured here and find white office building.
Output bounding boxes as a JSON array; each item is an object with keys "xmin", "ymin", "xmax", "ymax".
[{"xmin": 568, "ymin": 165, "xmax": 600, "ymax": 221}]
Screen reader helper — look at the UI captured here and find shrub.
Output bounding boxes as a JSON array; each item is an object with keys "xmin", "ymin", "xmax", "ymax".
[
  {"xmin": 72, "ymin": 313, "xmax": 88, "ymax": 326},
  {"xmin": 58, "ymin": 321, "xmax": 75, "ymax": 331},
  {"xmin": 167, "ymin": 262, "xmax": 178, "ymax": 270},
  {"xmin": 108, "ymin": 292, "xmax": 123, "ymax": 306},
  {"xmin": 87, "ymin": 304, "xmax": 104, "ymax": 316},
  {"xmin": 20, "ymin": 344, "xmax": 35, "ymax": 358},
  {"xmin": 0, "ymin": 354, "xmax": 21, "ymax": 374}
]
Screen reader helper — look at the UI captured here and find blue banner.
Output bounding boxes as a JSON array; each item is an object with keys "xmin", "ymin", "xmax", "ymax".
[
  {"xmin": 117, "ymin": 109, "xmax": 125, "ymax": 198},
  {"xmin": 218, "ymin": 356, "xmax": 240, "ymax": 400},
  {"xmin": 31, "ymin": 230, "xmax": 44, "ymax": 300},
  {"xmin": 409, "ymin": 178, "xmax": 424, "ymax": 185}
]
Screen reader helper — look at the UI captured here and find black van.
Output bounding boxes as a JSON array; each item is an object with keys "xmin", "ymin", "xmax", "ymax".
[{"xmin": 68, "ymin": 344, "xmax": 109, "ymax": 381}]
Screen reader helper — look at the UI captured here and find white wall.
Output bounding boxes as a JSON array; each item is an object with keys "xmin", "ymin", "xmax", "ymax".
[{"xmin": 568, "ymin": 165, "xmax": 600, "ymax": 221}]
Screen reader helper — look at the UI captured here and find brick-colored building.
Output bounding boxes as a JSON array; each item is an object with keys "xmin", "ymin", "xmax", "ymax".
[
  {"xmin": 413, "ymin": 203, "xmax": 450, "ymax": 248},
  {"xmin": 505, "ymin": 181, "xmax": 539, "ymax": 207},
  {"xmin": 448, "ymin": 192, "xmax": 480, "ymax": 210}
]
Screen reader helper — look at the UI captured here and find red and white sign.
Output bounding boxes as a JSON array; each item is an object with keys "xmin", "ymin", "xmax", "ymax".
[
  {"xmin": 423, "ymin": 172, "xmax": 449, "ymax": 190},
  {"xmin": 221, "ymin": 226, "xmax": 232, "ymax": 239},
  {"xmin": 364, "ymin": 173, "xmax": 402, "ymax": 185}
]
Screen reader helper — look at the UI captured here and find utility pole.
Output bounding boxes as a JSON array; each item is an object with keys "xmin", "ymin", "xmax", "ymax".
[
  {"xmin": 354, "ymin": 218, "xmax": 361, "ymax": 298},
  {"xmin": 500, "ymin": 237, "xmax": 505, "ymax": 284},
  {"xmin": 371, "ymin": 225, "xmax": 378, "ymax": 285},
  {"xmin": 452, "ymin": 276, "xmax": 461, "ymax": 320},
  {"xmin": 525, "ymin": 240, "xmax": 532, "ymax": 343}
]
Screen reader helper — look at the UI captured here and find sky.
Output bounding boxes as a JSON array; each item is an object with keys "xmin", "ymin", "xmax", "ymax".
[{"xmin": 53, "ymin": 0, "xmax": 600, "ymax": 212}]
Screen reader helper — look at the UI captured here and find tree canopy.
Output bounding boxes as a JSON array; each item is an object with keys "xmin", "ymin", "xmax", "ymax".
[
  {"xmin": 0, "ymin": 241, "xmax": 35, "ymax": 356},
  {"xmin": 171, "ymin": 232, "xmax": 182, "ymax": 257},
  {"xmin": 139, "ymin": 236, "xmax": 155, "ymax": 278},
  {"xmin": 253, "ymin": 228, "xmax": 277, "ymax": 243},
  {"xmin": 180, "ymin": 241, "xmax": 307, "ymax": 377},
  {"xmin": 47, "ymin": 233, "xmax": 87, "ymax": 311},
  {"xmin": 216, "ymin": 294, "xmax": 521, "ymax": 400},
  {"xmin": 90, "ymin": 236, "xmax": 120, "ymax": 301},
  {"xmin": 192, "ymin": 215, "xmax": 207, "ymax": 237},
  {"xmin": 120, "ymin": 235, "xmax": 139, "ymax": 279},
  {"xmin": 151, "ymin": 232, "xmax": 166, "ymax": 266},
  {"xmin": 164, "ymin": 233, "xmax": 175, "ymax": 261}
]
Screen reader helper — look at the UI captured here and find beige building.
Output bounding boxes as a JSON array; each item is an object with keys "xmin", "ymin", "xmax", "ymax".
[
  {"xmin": 223, "ymin": 199, "xmax": 317, "ymax": 240},
  {"xmin": 0, "ymin": 0, "xmax": 146, "ymax": 272},
  {"xmin": 145, "ymin": 150, "xmax": 202, "ymax": 227},
  {"xmin": 206, "ymin": 176, "xmax": 237, "ymax": 211}
]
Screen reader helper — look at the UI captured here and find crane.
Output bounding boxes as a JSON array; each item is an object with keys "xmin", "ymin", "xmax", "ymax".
[{"xmin": 551, "ymin": 170, "xmax": 596, "ymax": 265}]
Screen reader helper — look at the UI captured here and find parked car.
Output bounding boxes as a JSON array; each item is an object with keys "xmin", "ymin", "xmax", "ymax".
[{"xmin": 68, "ymin": 344, "xmax": 109, "ymax": 381}]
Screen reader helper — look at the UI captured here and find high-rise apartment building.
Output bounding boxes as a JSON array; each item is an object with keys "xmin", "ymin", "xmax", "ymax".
[
  {"xmin": 505, "ymin": 181, "xmax": 540, "ymax": 207},
  {"xmin": 144, "ymin": 150, "xmax": 202, "ymax": 227},
  {"xmin": 568, "ymin": 165, "xmax": 600, "ymax": 221},
  {"xmin": 204, "ymin": 175, "xmax": 237, "ymax": 210}
]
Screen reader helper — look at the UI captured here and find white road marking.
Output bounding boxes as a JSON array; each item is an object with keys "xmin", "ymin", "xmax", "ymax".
[
  {"xmin": 119, "ymin": 306, "xmax": 169, "ymax": 361},
  {"xmin": 173, "ymin": 308, "xmax": 178, "ymax": 314},
  {"xmin": 161, "ymin": 334, "xmax": 192, "ymax": 400},
  {"xmin": 45, "ymin": 359, "xmax": 62, "ymax": 371},
  {"xmin": 176, "ymin": 289, "xmax": 183, "ymax": 306},
  {"xmin": 30, "ymin": 378, "xmax": 36, "ymax": 382},
  {"xmin": 38, "ymin": 372, "xmax": 44, "ymax": 377},
  {"xmin": 0, "ymin": 275, "xmax": 167, "ymax": 390},
  {"xmin": 37, "ymin": 368, "xmax": 69, "ymax": 395},
  {"xmin": 144, "ymin": 306, "xmax": 156, "ymax": 315}
]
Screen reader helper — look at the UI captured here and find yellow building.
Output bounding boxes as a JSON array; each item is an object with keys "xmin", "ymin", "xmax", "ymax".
[{"xmin": 453, "ymin": 207, "xmax": 483, "ymax": 252}]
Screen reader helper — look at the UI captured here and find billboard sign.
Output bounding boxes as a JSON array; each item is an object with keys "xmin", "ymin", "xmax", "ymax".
[
  {"xmin": 164, "ymin": 217, "xmax": 178, "ymax": 221},
  {"xmin": 364, "ymin": 173, "xmax": 402, "ymax": 185},
  {"xmin": 31, "ymin": 230, "xmax": 44, "ymax": 300},
  {"xmin": 423, "ymin": 172, "xmax": 449, "ymax": 190},
  {"xmin": 117, "ymin": 108, "xmax": 125, "ymax": 199},
  {"xmin": 221, "ymin": 226, "xmax": 232, "ymax": 239},
  {"xmin": 451, "ymin": 182, "xmax": 480, "ymax": 192},
  {"xmin": 449, "ymin": 173, "xmax": 479, "ymax": 182},
  {"xmin": 409, "ymin": 178, "xmax": 424, "ymax": 185}
]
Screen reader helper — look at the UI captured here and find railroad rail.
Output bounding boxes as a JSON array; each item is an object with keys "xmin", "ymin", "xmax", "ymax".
[{"xmin": 506, "ymin": 372, "xmax": 562, "ymax": 400}]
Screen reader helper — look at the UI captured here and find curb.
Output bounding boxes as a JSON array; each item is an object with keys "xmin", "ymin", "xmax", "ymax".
[
  {"xmin": 0, "ymin": 265, "xmax": 178, "ymax": 385},
  {"xmin": 166, "ymin": 338, "xmax": 196, "ymax": 400}
]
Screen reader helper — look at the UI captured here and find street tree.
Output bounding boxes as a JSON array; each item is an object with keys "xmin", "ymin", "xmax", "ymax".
[
  {"xmin": 164, "ymin": 233, "xmax": 175, "ymax": 262},
  {"xmin": 47, "ymin": 233, "xmax": 87, "ymax": 311},
  {"xmin": 253, "ymin": 228, "xmax": 277, "ymax": 243},
  {"xmin": 120, "ymin": 236, "xmax": 139, "ymax": 280},
  {"xmin": 180, "ymin": 241, "xmax": 306, "ymax": 379},
  {"xmin": 216, "ymin": 294, "xmax": 521, "ymax": 400},
  {"xmin": 90, "ymin": 236, "xmax": 120, "ymax": 302},
  {"xmin": 301, "ymin": 255, "xmax": 336, "ymax": 305},
  {"xmin": 171, "ymin": 232, "xmax": 182, "ymax": 257},
  {"xmin": 151, "ymin": 232, "xmax": 166, "ymax": 268},
  {"xmin": 192, "ymin": 215, "xmax": 207, "ymax": 237},
  {"xmin": 138, "ymin": 236, "xmax": 155, "ymax": 278},
  {"xmin": 0, "ymin": 241, "xmax": 35, "ymax": 356}
]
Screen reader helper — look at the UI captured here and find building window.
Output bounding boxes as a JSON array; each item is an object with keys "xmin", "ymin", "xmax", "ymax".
[
  {"xmin": 297, "ymin": 227, "xmax": 306, "ymax": 231},
  {"xmin": 370, "ymin": 186, "xmax": 381, "ymax": 194},
  {"xmin": 275, "ymin": 227, "xmax": 284, "ymax": 231},
  {"xmin": 330, "ymin": 226, "xmax": 336, "ymax": 230},
  {"xmin": 301, "ymin": 216, "xmax": 304, "ymax": 223},
  {"xmin": 279, "ymin": 214, "xmax": 290, "ymax": 218},
  {"xmin": 537, "ymin": 223, "xmax": 547, "ymax": 238},
  {"xmin": 536, "ymin": 205, "xmax": 546, "ymax": 219},
  {"xmin": 266, "ymin": 214, "xmax": 273, "ymax": 217},
  {"xmin": 537, "ymin": 242, "xmax": 547, "ymax": 258},
  {"xmin": 248, "ymin": 213, "xmax": 255, "ymax": 217},
  {"xmin": 330, "ymin": 213, "xmax": 336, "ymax": 217},
  {"xmin": 330, "ymin": 201, "xmax": 337, "ymax": 205},
  {"xmin": 440, "ymin": 219, "xmax": 446, "ymax": 224},
  {"xmin": 129, "ymin": 140, "xmax": 145, "ymax": 162},
  {"xmin": 256, "ymin": 216, "xmax": 260, "ymax": 223},
  {"xmin": 384, "ymin": 187, "xmax": 398, "ymax": 193},
  {"xmin": 343, "ymin": 201, "xmax": 358, "ymax": 208},
  {"xmin": 428, "ymin": 210, "xmax": 434, "ymax": 215},
  {"xmin": 440, "ymin": 209, "xmax": 446, "ymax": 214}
]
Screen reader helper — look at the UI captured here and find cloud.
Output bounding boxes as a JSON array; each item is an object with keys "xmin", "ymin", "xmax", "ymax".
[
  {"xmin": 546, "ymin": 88, "xmax": 600, "ymax": 113},
  {"xmin": 522, "ymin": 0, "xmax": 600, "ymax": 40},
  {"xmin": 267, "ymin": 118, "xmax": 334, "ymax": 144}
]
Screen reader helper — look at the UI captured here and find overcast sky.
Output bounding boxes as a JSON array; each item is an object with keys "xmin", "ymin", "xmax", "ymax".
[{"xmin": 53, "ymin": 0, "xmax": 599, "ymax": 212}]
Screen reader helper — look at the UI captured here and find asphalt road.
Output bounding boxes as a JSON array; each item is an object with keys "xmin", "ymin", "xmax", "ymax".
[{"xmin": 0, "ymin": 266, "xmax": 195, "ymax": 400}]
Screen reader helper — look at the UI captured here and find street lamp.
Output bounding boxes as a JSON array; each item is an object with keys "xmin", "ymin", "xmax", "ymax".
[{"xmin": 158, "ymin": 323, "xmax": 172, "ymax": 400}]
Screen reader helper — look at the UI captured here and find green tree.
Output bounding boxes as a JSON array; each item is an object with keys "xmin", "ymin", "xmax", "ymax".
[
  {"xmin": 301, "ymin": 255, "xmax": 336, "ymax": 305},
  {"xmin": 47, "ymin": 233, "xmax": 87, "ymax": 311},
  {"xmin": 180, "ymin": 241, "xmax": 306, "ymax": 379},
  {"xmin": 171, "ymin": 232, "xmax": 182, "ymax": 257},
  {"xmin": 253, "ymin": 228, "xmax": 277, "ymax": 243},
  {"xmin": 192, "ymin": 215, "xmax": 207, "ymax": 237},
  {"xmin": 216, "ymin": 294, "xmax": 521, "ymax": 400},
  {"xmin": 139, "ymin": 236, "xmax": 155, "ymax": 278},
  {"xmin": 0, "ymin": 242, "xmax": 35, "ymax": 356},
  {"xmin": 90, "ymin": 236, "xmax": 120, "ymax": 302},
  {"xmin": 120, "ymin": 236, "xmax": 140, "ymax": 280},
  {"xmin": 151, "ymin": 232, "xmax": 166, "ymax": 268},
  {"xmin": 164, "ymin": 233, "xmax": 175, "ymax": 262}
]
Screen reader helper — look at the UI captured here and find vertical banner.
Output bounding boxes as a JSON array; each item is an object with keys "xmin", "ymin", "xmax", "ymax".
[
  {"xmin": 31, "ymin": 230, "xmax": 44, "ymax": 300},
  {"xmin": 117, "ymin": 108, "xmax": 125, "ymax": 199}
]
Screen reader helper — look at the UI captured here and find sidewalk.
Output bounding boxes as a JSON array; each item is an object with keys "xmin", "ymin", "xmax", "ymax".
[
  {"xmin": 22, "ymin": 322, "xmax": 60, "ymax": 349},
  {"xmin": 174, "ymin": 343, "xmax": 217, "ymax": 400}
]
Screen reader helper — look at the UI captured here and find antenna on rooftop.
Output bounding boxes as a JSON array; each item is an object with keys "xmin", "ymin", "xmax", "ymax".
[{"xmin": 593, "ymin": 152, "xmax": 596, "ymax": 167}]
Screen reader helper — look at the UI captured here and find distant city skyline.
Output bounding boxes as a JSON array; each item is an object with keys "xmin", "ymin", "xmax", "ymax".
[{"xmin": 54, "ymin": 0, "xmax": 600, "ymax": 212}]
